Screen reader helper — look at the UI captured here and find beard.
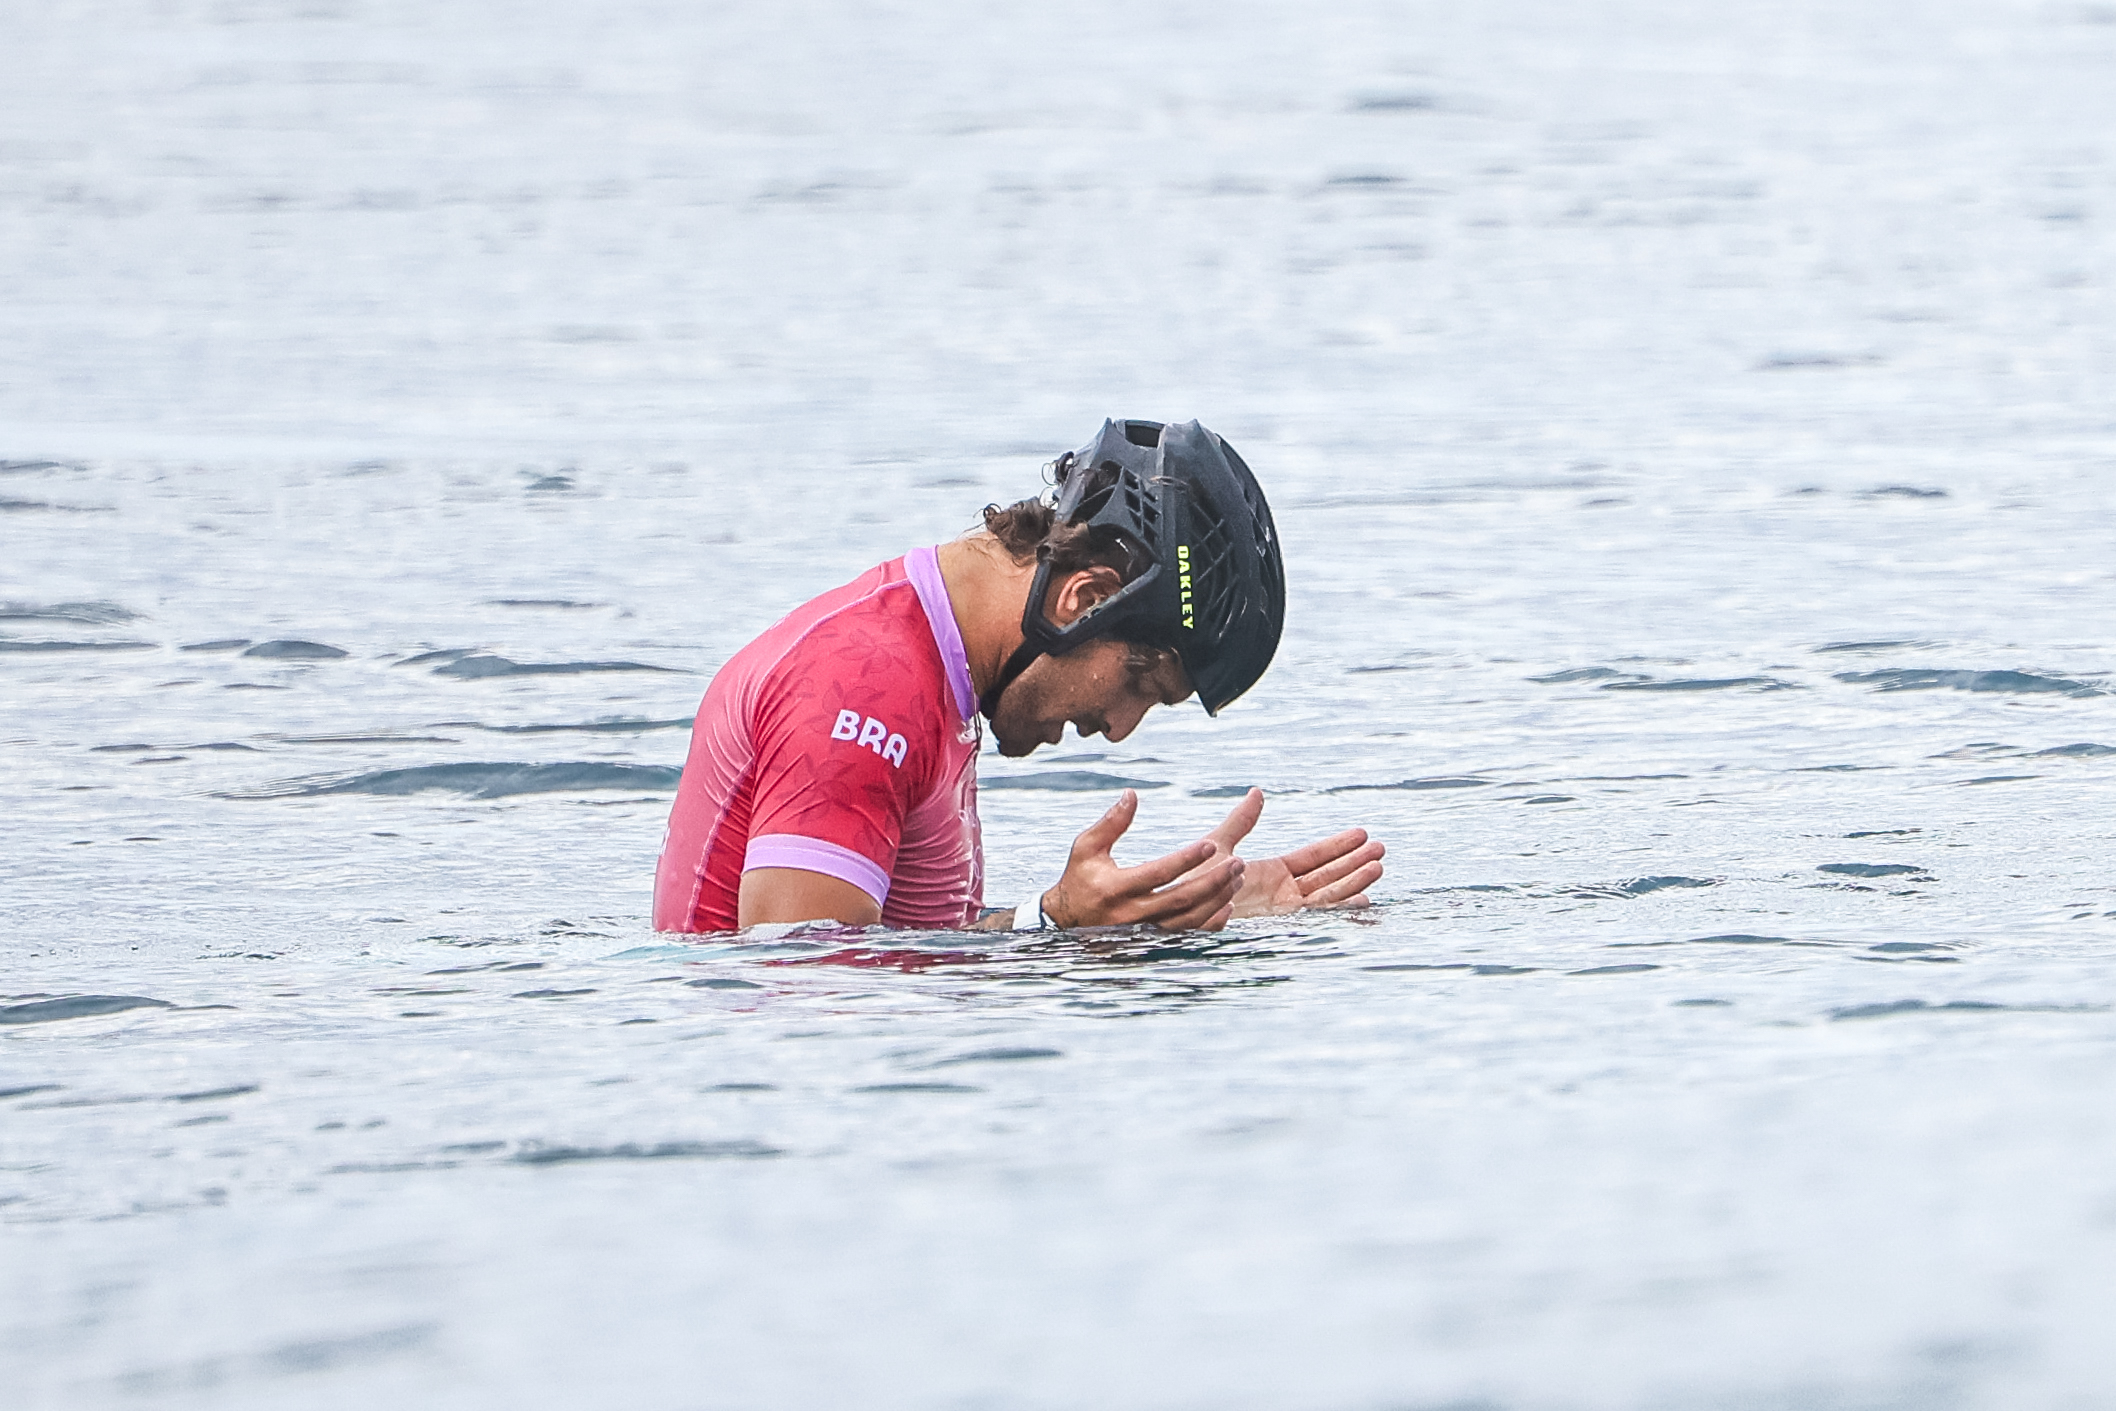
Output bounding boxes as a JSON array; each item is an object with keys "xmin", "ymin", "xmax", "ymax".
[{"xmin": 986, "ymin": 686, "xmax": 1056, "ymax": 758}]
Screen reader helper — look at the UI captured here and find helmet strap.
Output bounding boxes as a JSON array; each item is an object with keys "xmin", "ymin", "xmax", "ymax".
[{"xmin": 977, "ymin": 639, "xmax": 1044, "ymax": 722}]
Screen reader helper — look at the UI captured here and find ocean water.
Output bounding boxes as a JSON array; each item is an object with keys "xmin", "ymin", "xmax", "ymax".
[{"xmin": 6, "ymin": 0, "xmax": 2116, "ymax": 1406}]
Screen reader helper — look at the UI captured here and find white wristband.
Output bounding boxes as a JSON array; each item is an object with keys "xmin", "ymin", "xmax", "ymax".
[{"xmin": 1010, "ymin": 891, "xmax": 1050, "ymax": 931}]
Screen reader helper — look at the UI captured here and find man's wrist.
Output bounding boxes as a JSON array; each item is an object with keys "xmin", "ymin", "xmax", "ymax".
[{"xmin": 1010, "ymin": 889, "xmax": 1052, "ymax": 931}]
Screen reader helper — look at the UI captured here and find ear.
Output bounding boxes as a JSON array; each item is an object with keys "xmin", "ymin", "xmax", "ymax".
[{"xmin": 1044, "ymin": 565, "xmax": 1126, "ymax": 628}]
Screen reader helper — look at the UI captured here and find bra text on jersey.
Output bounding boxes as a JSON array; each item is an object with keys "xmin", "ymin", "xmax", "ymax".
[{"xmin": 832, "ymin": 709, "xmax": 909, "ymax": 768}]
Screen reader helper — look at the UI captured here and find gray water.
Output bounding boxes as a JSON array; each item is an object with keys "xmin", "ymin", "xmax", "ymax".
[{"xmin": 6, "ymin": 1, "xmax": 2116, "ymax": 1406}]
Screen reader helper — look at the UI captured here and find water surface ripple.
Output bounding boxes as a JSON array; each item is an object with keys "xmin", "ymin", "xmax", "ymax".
[{"xmin": 6, "ymin": 1, "xmax": 2116, "ymax": 1408}]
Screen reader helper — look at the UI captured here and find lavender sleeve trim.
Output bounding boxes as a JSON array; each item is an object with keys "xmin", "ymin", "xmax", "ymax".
[
  {"xmin": 904, "ymin": 545, "xmax": 978, "ymax": 724},
  {"xmin": 743, "ymin": 834, "xmax": 891, "ymax": 907}
]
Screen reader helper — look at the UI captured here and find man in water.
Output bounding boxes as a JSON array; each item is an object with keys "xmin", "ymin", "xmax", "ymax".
[{"xmin": 653, "ymin": 418, "xmax": 1384, "ymax": 933}]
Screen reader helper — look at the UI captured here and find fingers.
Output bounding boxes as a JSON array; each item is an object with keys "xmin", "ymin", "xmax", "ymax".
[
  {"xmin": 1272, "ymin": 827, "xmax": 1371, "ymax": 879},
  {"xmin": 1205, "ymin": 787, "xmax": 1264, "ymax": 852},
  {"xmin": 1303, "ymin": 861, "xmax": 1384, "ymax": 908},
  {"xmin": 1068, "ymin": 789, "xmax": 1139, "ymax": 864},
  {"xmin": 1145, "ymin": 856, "xmax": 1245, "ymax": 930},
  {"xmin": 1124, "ymin": 837, "xmax": 1221, "ymax": 892},
  {"xmin": 1294, "ymin": 839, "xmax": 1387, "ymax": 896}
]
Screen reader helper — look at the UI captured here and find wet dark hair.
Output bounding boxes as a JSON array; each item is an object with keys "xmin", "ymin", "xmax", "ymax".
[{"xmin": 981, "ymin": 497, "xmax": 1170, "ymax": 679}]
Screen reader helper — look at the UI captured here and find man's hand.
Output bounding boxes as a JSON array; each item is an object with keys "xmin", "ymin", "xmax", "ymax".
[
  {"xmin": 1195, "ymin": 787, "xmax": 1384, "ymax": 918},
  {"xmin": 1041, "ymin": 789, "xmax": 1245, "ymax": 931}
]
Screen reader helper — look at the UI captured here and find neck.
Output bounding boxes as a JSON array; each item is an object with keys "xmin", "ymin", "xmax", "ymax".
[{"xmin": 934, "ymin": 534, "xmax": 1033, "ymax": 699}]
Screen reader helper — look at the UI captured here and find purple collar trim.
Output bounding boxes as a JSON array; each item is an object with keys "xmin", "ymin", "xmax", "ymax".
[{"xmin": 905, "ymin": 545, "xmax": 977, "ymax": 724}]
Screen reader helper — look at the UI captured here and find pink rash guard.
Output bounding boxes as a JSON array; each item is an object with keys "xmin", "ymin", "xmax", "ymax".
[{"xmin": 653, "ymin": 546, "xmax": 984, "ymax": 933}]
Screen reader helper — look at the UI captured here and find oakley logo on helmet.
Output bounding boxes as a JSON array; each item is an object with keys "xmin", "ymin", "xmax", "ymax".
[
  {"xmin": 832, "ymin": 709, "xmax": 909, "ymax": 768},
  {"xmin": 1178, "ymin": 543, "xmax": 1193, "ymax": 629}
]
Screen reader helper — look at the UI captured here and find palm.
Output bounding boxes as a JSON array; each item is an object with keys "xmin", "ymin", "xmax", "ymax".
[{"xmin": 1198, "ymin": 788, "xmax": 1385, "ymax": 918}]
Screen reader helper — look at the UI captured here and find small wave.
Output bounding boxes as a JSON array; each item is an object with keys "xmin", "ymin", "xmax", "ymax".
[
  {"xmin": 1569, "ymin": 964, "xmax": 1660, "ymax": 976},
  {"xmin": 0, "ymin": 498, "xmax": 114, "ymax": 513},
  {"xmin": 1836, "ymin": 668, "xmax": 2105, "ymax": 696},
  {"xmin": 431, "ymin": 654, "xmax": 680, "ymax": 678},
  {"xmin": 1617, "ymin": 934, "xmax": 1843, "ymax": 950},
  {"xmin": 1529, "ymin": 666, "xmax": 1641, "ymax": 684},
  {"xmin": 222, "ymin": 762, "xmax": 683, "ymax": 800},
  {"xmin": 511, "ymin": 1139, "xmax": 779, "ymax": 1165},
  {"xmin": 1812, "ymin": 639, "xmax": 1932, "ymax": 654},
  {"xmin": 1349, "ymin": 91, "xmax": 1439, "ymax": 112},
  {"xmin": 2032, "ymin": 742, "xmax": 2116, "ymax": 758},
  {"xmin": 1829, "ymin": 999, "xmax": 2104, "ymax": 1022},
  {"xmin": 181, "ymin": 638, "xmax": 252, "ymax": 652},
  {"xmin": 1327, "ymin": 777, "xmax": 1493, "ymax": 793},
  {"xmin": 453, "ymin": 717, "xmax": 694, "ymax": 735},
  {"xmin": 1364, "ymin": 962, "xmax": 1538, "ymax": 976},
  {"xmin": 1818, "ymin": 862, "xmax": 1926, "ymax": 878},
  {"xmin": 1623, "ymin": 875, "xmax": 1717, "ymax": 895},
  {"xmin": 981, "ymin": 771, "xmax": 1167, "ymax": 792},
  {"xmin": 1567, "ymin": 876, "xmax": 1718, "ymax": 899},
  {"xmin": 0, "ymin": 600, "xmax": 139, "ymax": 624},
  {"xmin": 1755, "ymin": 353, "xmax": 1882, "ymax": 370},
  {"xmin": 242, "ymin": 639, "xmax": 348, "ymax": 659},
  {"xmin": 1600, "ymin": 676, "xmax": 1794, "ymax": 692},
  {"xmin": 266, "ymin": 731, "xmax": 461, "ymax": 744},
  {"xmin": 0, "ymin": 995, "xmax": 173, "ymax": 1025},
  {"xmin": 484, "ymin": 598, "xmax": 604, "ymax": 609},
  {"xmin": 168, "ymin": 1084, "xmax": 259, "ymax": 1103},
  {"xmin": 1860, "ymin": 485, "xmax": 1948, "ymax": 499},
  {"xmin": 925, "ymin": 1047, "xmax": 1062, "ymax": 1066},
  {"xmin": 0, "ymin": 638, "xmax": 154, "ymax": 653}
]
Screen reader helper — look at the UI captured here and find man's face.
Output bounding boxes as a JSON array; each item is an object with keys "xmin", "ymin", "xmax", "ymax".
[{"xmin": 989, "ymin": 641, "xmax": 1194, "ymax": 758}]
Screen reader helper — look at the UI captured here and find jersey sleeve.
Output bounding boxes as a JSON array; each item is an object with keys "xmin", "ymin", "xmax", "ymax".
[{"xmin": 740, "ymin": 620, "xmax": 939, "ymax": 909}]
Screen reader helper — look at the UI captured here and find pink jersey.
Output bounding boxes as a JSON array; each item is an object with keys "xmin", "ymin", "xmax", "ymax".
[{"xmin": 653, "ymin": 546, "xmax": 984, "ymax": 933}]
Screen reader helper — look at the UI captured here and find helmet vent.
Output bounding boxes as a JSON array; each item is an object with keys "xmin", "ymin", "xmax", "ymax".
[
  {"xmin": 1189, "ymin": 494, "xmax": 1240, "ymax": 630},
  {"xmin": 1244, "ymin": 481, "xmax": 1283, "ymax": 609},
  {"xmin": 1118, "ymin": 469, "xmax": 1160, "ymax": 550}
]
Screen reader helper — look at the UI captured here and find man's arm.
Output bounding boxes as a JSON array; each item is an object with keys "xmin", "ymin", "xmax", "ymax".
[
  {"xmin": 738, "ymin": 868, "xmax": 884, "ymax": 929},
  {"xmin": 738, "ymin": 791, "xmax": 1249, "ymax": 933}
]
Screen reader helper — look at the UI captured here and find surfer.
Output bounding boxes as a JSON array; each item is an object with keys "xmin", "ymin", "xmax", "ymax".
[{"xmin": 653, "ymin": 418, "xmax": 1385, "ymax": 933}]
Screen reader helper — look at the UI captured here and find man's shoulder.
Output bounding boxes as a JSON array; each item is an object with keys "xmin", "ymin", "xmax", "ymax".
[
  {"xmin": 767, "ymin": 559, "xmax": 938, "ymax": 673},
  {"xmin": 731, "ymin": 556, "xmax": 950, "ymax": 729},
  {"xmin": 744, "ymin": 564, "xmax": 956, "ymax": 790}
]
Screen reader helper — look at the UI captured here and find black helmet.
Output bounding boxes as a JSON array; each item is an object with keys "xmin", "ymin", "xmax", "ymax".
[{"xmin": 977, "ymin": 418, "xmax": 1287, "ymax": 721}]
